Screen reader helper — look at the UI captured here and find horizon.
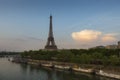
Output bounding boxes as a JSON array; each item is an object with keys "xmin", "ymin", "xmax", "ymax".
[{"xmin": 0, "ymin": 0, "xmax": 120, "ymax": 51}]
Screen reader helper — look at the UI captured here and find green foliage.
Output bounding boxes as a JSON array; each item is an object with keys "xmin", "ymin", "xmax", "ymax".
[
  {"xmin": 56, "ymin": 50, "xmax": 74, "ymax": 62},
  {"xmin": 109, "ymin": 55, "xmax": 120, "ymax": 66},
  {"xmin": 21, "ymin": 49, "xmax": 120, "ymax": 66}
]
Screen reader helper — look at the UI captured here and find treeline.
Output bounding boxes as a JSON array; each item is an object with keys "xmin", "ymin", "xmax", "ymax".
[
  {"xmin": 0, "ymin": 52, "xmax": 20, "ymax": 56},
  {"xmin": 21, "ymin": 48, "xmax": 120, "ymax": 66}
]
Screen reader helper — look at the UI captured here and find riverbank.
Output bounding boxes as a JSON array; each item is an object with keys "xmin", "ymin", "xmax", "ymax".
[
  {"xmin": 12, "ymin": 58, "xmax": 120, "ymax": 79},
  {"xmin": 96, "ymin": 70, "xmax": 120, "ymax": 79}
]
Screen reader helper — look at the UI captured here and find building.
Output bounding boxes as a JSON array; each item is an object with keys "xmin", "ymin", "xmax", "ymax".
[
  {"xmin": 91, "ymin": 46, "xmax": 105, "ymax": 49},
  {"xmin": 118, "ymin": 41, "xmax": 120, "ymax": 49},
  {"xmin": 92, "ymin": 41, "xmax": 120, "ymax": 49},
  {"xmin": 95, "ymin": 46, "xmax": 105, "ymax": 49},
  {"xmin": 105, "ymin": 45, "xmax": 118, "ymax": 49}
]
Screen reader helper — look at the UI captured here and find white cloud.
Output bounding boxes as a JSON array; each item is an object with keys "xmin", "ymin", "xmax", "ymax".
[
  {"xmin": 72, "ymin": 29, "xmax": 102, "ymax": 42},
  {"xmin": 101, "ymin": 34, "xmax": 117, "ymax": 42},
  {"xmin": 72, "ymin": 29, "xmax": 117, "ymax": 43}
]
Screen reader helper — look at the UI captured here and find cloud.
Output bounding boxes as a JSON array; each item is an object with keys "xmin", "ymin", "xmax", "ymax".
[
  {"xmin": 101, "ymin": 34, "xmax": 117, "ymax": 42},
  {"xmin": 72, "ymin": 29, "xmax": 117, "ymax": 43},
  {"xmin": 72, "ymin": 29, "xmax": 101, "ymax": 42}
]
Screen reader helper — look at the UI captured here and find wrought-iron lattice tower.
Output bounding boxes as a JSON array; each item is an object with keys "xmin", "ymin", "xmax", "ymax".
[{"xmin": 45, "ymin": 15, "xmax": 57, "ymax": 50}]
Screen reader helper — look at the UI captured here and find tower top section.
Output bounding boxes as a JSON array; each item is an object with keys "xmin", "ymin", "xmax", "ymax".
[{"xmin": 50, "ymin": 15, "xmax": 52, "ymax": 18}]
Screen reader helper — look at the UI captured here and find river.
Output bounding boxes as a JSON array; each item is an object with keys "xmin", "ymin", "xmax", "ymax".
[{"xmin": 0, "ymin": 58, "xmax": 118, "ymax": 80}]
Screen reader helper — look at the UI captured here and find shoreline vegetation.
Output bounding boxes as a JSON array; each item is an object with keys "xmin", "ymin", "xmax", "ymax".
[{"xmin": 12, "ymin": 48, "xmax": 120, "ymax": 79}]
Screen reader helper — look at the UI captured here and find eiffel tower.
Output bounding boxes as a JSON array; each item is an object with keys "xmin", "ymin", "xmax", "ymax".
[{"xmin": 45, "ymin": 15, "xmax": 57, "ymax": 50}]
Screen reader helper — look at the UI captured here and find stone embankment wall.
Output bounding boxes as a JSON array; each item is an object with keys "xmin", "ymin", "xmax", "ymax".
[
  {"xmin": 96, "ymin": 70, "xmax": 120, "ymax": 79},
  {"xmin": 12, "ymin": 58, "xmax": 120, "ymax": 79}
]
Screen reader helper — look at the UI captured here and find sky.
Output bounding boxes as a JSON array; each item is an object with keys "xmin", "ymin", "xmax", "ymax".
[{"xmin": 0, "ymin": 0, "xmax": 120, "ymax": 51}]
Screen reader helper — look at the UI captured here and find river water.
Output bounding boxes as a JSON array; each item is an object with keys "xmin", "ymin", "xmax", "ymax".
[{"xmin": 0, "ymin": 58, "xmax": 118, "ymax": 80}]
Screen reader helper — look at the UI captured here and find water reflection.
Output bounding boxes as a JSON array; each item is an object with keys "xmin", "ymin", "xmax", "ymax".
[{"xmin": 0, "ymin": 58, "xmax": 118, "ymax": 80}]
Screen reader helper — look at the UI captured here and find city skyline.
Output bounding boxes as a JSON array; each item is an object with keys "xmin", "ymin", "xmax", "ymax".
[{"xmin": 0, "ymin": 0, "xmax": 120, "ymax": 51}]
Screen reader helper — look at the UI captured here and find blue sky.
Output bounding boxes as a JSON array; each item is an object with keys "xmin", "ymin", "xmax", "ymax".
[{"xmin": 0, "ymin": 0, "xmax": 120, "ymax": 51}]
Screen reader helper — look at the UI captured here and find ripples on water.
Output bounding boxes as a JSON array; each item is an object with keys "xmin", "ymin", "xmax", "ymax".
[{"xmin": 0, "ymin": 58, "xmax": 118, "ymax": 80}]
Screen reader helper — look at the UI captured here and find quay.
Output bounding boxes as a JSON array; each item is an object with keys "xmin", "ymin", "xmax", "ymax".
[
  {"xmin": 12, "ymin": 58, "xmax": 120, "ymax": 80},
  {"xmin": 96, "ymin": 70, "xmax": 120, "ymax": 79}
]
